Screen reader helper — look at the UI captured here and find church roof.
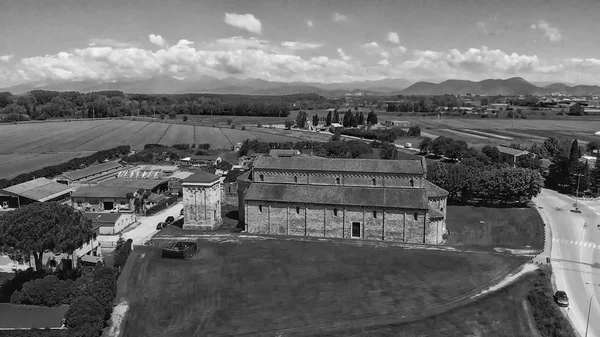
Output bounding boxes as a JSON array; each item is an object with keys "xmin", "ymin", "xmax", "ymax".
[
  {"xmin": 423, "ymin": 180, "xmax": 449, "ymax": 198},
  {"xmin": 245, "ymin": 183, "xmax": 429, "ymax": 209},
  {"xmin": 252, "ymin": 156, "xmax": 425, "ymax": 175}
]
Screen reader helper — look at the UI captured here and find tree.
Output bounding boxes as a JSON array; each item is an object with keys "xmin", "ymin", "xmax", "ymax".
[
  {"xmin": 0, "ymin": 202, "xmax": 95, "ymax": 271},
  {"xmin": 591, "ymin": 160, "xmax": 600, "ymax": 193},
  {"xmin": 330, "ymin": 129, "xmax": 341, "ymax": 141},
  {"xmin": 216, "ymin": 160, "xmax": 233, "ymax": 171},
  {"xmin": 296, "ymin": 110, "xmax": 308, "ymax": 129},
  {"xmin": 509, "ymin": 143, "xmax": 524, "ymax": 150},
  {"xmin": 407, "ymin": 125, "xmax": 421, "ymax": 137},
  {"xmin": 333, "ymin": 109, "xmax": 340, "ymax": 124},
  {"xmin": 284, "ymin": 120, "xmax": 294, "ymax": 130},
  {"xmin": 569, "ymin": 103, "xmax": 585, "ymax": 115},
  {"xmin": 481, "ymin": 145, "xmax": 501, "ymax": 163},
  {"xmin": 326, "ymin": 111, "xmax": 332, "ymax": 126},
  {"xmin": 349, "ymin": 113, "xmax": 358, "ymax": 127},
  {"xmin": 419, "ymin": 137, "xmax": 433, "ymax": 154},
  {"xmin": 347, "ymin": 140, "xmax": 372, "ymax": 158},
  {"xmin": 431, "ymin": 136, "xmax": 451, "ymax": 157},
  {"xmin": 312, "ymin": 114, "xmax": 319, "ymax": 127},
  {"xmin": 516, "ymin": 153, "xmax": 542, "ymax": 171},
  {"xmin": 379, "ymin": 142, "xmax": 398, "ymax": 160},
  {"xmin": 367, "ymin": 111, "xmax": 378, "ymax": 125},
  {"xmin": 444, "ymin": 140, "xmax": 468, "ymax": 161},
  {"xmin": 64, "ymin": 295, "xmax": 105, "ymax": 333},
  {"xmin": 358, "ymin": 112, "xmax": 365, "ymax": 126},
  {"xmin": 342, "ymin": 110, "xmax": 352, "ymax": 127},
  {"xmin": 569, "ymin": 139, "xmax": 580, "ymax": 165},
  {"xmin": 542, "ymin": 136, "xmax": 562, "ymax": 159}
]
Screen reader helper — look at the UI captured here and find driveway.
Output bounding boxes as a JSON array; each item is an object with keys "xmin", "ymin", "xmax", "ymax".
[
  {"xmin": 101, "ymin": 202, "xmax": 183, "ymax": 246},
  {"xmin": 534, "ymin": 189, "xmax": 600, "ymax": 337}
]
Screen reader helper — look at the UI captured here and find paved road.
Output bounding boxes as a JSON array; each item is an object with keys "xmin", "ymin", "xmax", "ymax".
[
  {"xmin": 535, "ymin": 189, "xmax": 600, "ymax": 337},
  {"xmin": 101, "ymin": 202, "xmax": 183, "ymax": 246}
]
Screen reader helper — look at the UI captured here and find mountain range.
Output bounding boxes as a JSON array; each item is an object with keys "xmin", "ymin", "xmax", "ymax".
[{"xmin": 2, "ymin": 76, "xmax": 600, "ymax": 96}]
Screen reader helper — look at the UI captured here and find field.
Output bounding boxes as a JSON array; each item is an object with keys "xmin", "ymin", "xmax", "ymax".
[
  {"xmin": 118, "ymin": 237, "xmax": 526, "ymax": 337},
  {"xmin": 446, "ymin": 205, "xmax": 544, "ymax": 250},
  {"xmin": 0, "ymin": 120, "xmax": 328, "ymax": 179},
  {"xmin": 0, "ymin": 303, "xmax": 69, "ymax": 329}
]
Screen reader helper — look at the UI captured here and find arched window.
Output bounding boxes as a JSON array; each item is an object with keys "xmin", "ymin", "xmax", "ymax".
[
  {"xmin": 336, "ymin": 177, "xmax": 340, "ymax": 185},
  {"xmin": 413, "ymin": 212, "xmax": 418, "ymax": 220},
  {"xmin": 296, "ymin": 206, "xmax": 300, "ymax": 214},
  {"xmin": 372, "ymin": 178, "xmax": 376, "ymax": 186},
  {"xmin": 259, "ymin": 174, "xmax": 264, "ymax": 182},
  {"xmin": 440, "ymin": 207, "xmax": 444, "ymax": 213},
  {"xmin": 333, "ymin": 208, "xmax": 338, "ymax": 216},
  {"xmin": 259, "ymin": 205, "xmax": 263, "ymax": 212},
  {"xmin": 373, "ymin": 210, "xmax": 377, "ymax": 218},
  {"xmin": 294, "ymin": 176, "xmax": 298, "ymax": 183},
  {"xmin": 409, "ymin": 179, "xmax": 414, "ymax": 187}
]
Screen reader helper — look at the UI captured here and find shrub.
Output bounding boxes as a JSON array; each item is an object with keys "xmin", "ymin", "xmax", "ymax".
[
  {"xmin": 241, "ymin": 126, "xmax": 246, "ymax": 130},
  {"xmin": 64, "ymin": 296, "xmax": 105, "ymax": 336},
  {"xmin": 183, "ymin": 115, "xmax": 188, "ymax": 121},
  {"xmin": 227, "ymin": 118, "xmax": 233, "ymax": 125},
  {"xmin": 197, "ymin": 143, "xmax": 210, "ymax": 150},
  {"xmin": 172, "ymin": 143, "xmax": 190, "ymax": 150},
  {"xmin": 10, "ymin": 275, "xmax": 76, "ymax": 306},
  {"xmin": 231, "ymin": 125, "xmax": 236, "ymax": 129},
  {"xmin": 0, "ymin": 268, "xmax": 45, "ymax": 303}
]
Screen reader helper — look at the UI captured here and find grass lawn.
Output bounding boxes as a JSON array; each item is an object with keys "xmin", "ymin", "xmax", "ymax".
[
  {"xmin": 446, "ymin": 205, "xmax": 544, "ymax": 250},
  {"xmin": 120, "ymin": 238, "xmax": 525, "ymax": 337},
  {"xmin": 0, "ymin": 273, "xmax": 13, "ymax": 285},
  {"xmin": 319, "ymin": 271, "xmax": 540, "ymax": 337}
]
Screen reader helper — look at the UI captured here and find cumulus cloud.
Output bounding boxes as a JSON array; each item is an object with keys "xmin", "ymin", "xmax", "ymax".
[
  {"xmin": 149, "ymin": 34, "xmax": 166, "ymax": 47},
  {"xmin": 281, "ymin": 41, "xmax": 323, "ymax": 50},
  {"xmin": 361, "ymin": 42, "xmax": 389, "ymax": 59},
  {"xmin": 306, "ymin": 20, "xmax": 314, "ymax": 27},
  {"xmin": 387, "ymin": 32, "xmax": 400, "ymax": 44},
  {"xmin": 378, "ymin": 59, "xmax": 389, "ymax": 66},
  {"xmin": 391, "ymin": 46, "xmax": 407, "ymax": 56},
  {"xmin": 0, "ymin": 55, "xmax": 14, "ymax": 63},
  {"xmin": 177, "ymin": 39, "xmax": 194, "ymax": 46},
  {"xmin": 224, "ymin": 13, "xmax": 262, "ymax": 34},
  {"xmin": 88, "ymin": 38, "xmax": 135, "ymax": 48},
  {"xmin": 337, "ymin": 48, "xmax": 351, "ymax": 61},
  {"xmin": 215, "ymin": 36, "xmax": 271, "ymax": 51},
  {"xmin": 531, "ymin": 20, "xmax": 562, "ymax": 42},
  {"xmin": 333, "ymin": 12, "xmax": 347, "ymax": 23}
]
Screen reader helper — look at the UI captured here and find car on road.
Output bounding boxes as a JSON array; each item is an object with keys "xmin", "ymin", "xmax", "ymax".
[
  {"xmin": 156, "ymin": 222, "xmax": 165, "ymax": 230},
  {"xmin": 554, "ymin": 291, "xmax": 569, "ymax": 307},
  {"xmin": 165, "ymin": 216, "xmax": 175, "ymax": 224}
]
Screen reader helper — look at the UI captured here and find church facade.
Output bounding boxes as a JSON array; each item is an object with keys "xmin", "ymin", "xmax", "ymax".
[{"xmin": 238, "ymin": 156, "xmax": 449, "ymax": 244}]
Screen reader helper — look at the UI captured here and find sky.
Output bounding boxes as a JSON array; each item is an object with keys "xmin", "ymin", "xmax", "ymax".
[{"xmin": 1, "ymin": 0, "xmax": 600, "ymax": 87}]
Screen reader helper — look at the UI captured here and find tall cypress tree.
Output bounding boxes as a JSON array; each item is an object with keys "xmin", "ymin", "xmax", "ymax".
[{"xmin": 326, "ymin": 111, "xmax": 332, "ymax": 126}]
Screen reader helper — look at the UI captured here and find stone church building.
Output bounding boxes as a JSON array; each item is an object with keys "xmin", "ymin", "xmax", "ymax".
[
  {"xmin": 182, "ymin": 171, "xmax": 222, "ymax": 230},
  {"xmin": 238, "ymin": 156, "xmax": 449, "ymax": 244}
]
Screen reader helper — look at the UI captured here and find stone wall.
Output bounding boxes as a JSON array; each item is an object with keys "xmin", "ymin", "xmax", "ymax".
[
  {"xmin": 245, "ymin": 202, "xmax": 440, "ymax": 243},
  {"xmin": 182, "ymin": 182, "xmax": 222, "ymax": 230}
]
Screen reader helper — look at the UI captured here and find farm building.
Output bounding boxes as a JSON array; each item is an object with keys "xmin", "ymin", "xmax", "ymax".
[
  {"xmin": 497, "ymin": 145, "xmax": 531, "ymax": 167},
  {"xmin": 238, "ymin": 156, "xmax": 448, "ymax": 244},
  {"xmin": 385, "ymin": 120, "xmax": 411, "ymax": 128},
  {"xmin": 268, "ymin": 149, "xmax": 301, "ymax": 157},
  {"xmin": 179, "ymin": 155, "xmax": 221, "ymax": 167},
  {"xmin": 84, "ymin": 212, "xmax": 136, "ymax": 235},
  {"xmin": 98, "ymin": 178, "xmax": 170, "ymax": 194},
  {"xmin": 0, "ymin": 178, "xmax": 76, "ymax": 208},
  {"xmin": 54, "ymin": 162, "xmax": 125, "ymax": 185},
  {"xmin": 166, "ymin": 171, "xmax": 196, "ymax": 196},
  {"xmin": 71, "ymin": 186, "xmax": 135, "ymax": 212},
  {"xmin": 182, "ymin": 171, "xmax": 222, "ymax": 230}
]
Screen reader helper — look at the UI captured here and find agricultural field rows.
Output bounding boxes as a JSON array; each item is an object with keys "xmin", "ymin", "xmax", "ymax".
[{"xmin": 0, "ymin": 120, "xmax": 305, "ymax": 179}]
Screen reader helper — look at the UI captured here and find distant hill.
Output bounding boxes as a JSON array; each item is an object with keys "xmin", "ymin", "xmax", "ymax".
[{"xmin": 3, "ymin": 76, "xmax": 600, "ymax": 96}]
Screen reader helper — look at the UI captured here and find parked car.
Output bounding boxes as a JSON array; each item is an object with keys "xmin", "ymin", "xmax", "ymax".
[
  {"xmin": 165, "ymin": 216, "xmax": 175, "ymax": 224},
  {"xmin": 156, "ymin": 222, "xmax": 165, "ymax": 230},
  {"xmin": 180, "ymin": 209, "xmax": 184, "ymax": 216},
  {"xmin": 554, "ymin": 291, "xmax": 569, "ymax": 307}
]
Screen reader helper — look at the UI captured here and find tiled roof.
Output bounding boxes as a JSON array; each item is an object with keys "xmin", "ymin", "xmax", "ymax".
[
  {"xmin": 71, "ymin": 186, "xmax": 132, "ymax": 199},
  {"xmin": 3, "ymin": 178, "xmax": 75, "ymax": 202},
  {"xmin": 182, "ymin": 171, "xmax": 220, "ymax": 184},
  {"xmin": 59, "ymin": 162, "xmax": 123, "ymax": 181},
  {"xmin": 244, "ymin": 183, "xmax": 429, "ymax": 209},
  {"xmin": 423, "ymin": 180, "xmax": 449, "ymax": 198},
  {"xmin": 497, "ymin": 145, "xmax": 529, "ymax": 156},
  {"xmin": 252, "ymin": 156, "xmax": 426, "ymax": 175},
  {"xmin": 428, "ymin": 207, "xmax": 444, "ymax": 219},
  {"xmin": 98, "ymin": 179, "xmax": 168, "ymax": 191},
  {"xmin": 83, "ymin": 212, "xmax": 123, "ymax": 224}
]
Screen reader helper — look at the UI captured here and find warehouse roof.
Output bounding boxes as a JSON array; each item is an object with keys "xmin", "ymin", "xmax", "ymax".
[
  {"xmin": 252, "ymin": 156, "xmax": 426, "ymax": 175},
  {"xmin": 245, "ymin": 183, "xmax": 429, "ymax": 209},
  {"xmin": 71, "ymin": 186, "xmax": 132, "ymax": 199},
  {"xmin": 98, "ymin": 179, "xmax": 168, "ymax": 191},
  {"xmin": 58, "ymin": 162, "xmax": 123, "ymax": 181},
  {"xmin": 3, "ymin": 178, "xmax": 75, "ymax": 202}
]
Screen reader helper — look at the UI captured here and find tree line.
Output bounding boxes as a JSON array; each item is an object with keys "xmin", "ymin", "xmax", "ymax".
[{"xmin": 0, "ymin": 90, "xmax": 300, "ymax": 120}]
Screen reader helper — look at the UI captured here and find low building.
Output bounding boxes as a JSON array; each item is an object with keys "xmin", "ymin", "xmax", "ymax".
[
  {"xmin": 54, "ymin": 162, "xmax": 125, "ymax": 185},
  {"xmin": 385, "ymin": 120, "xmax": 411, "ymax": 128},
  {"xmin": 84, "ymin": 212, "xmax": 136, "ymax": 235},
  {"xmin": 98, "ymin": 178, "xmax": 169, "ymax": 194},
  {"xmin": 497, "ymin": 145, "xmax": 530, "ymax": 167},
  {"xmin": 1, "ymin": 178, "xmax": 76, "ymax": 208},
  {"xmin": 71, "ymin": 186, "xmax": 134, "ymax": 212},
  {"xmin": 179, "ymin": 155, "xmax": 221, "ymax": 167},
  {"xmin": 182, "ymin": 171, "xmax": 222, "ymax": 230},
  {"xmin": 36, "ymin": 223, "xmax": 103, "ymax": 270}
]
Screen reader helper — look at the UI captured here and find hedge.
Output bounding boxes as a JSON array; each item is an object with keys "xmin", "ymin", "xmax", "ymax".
[
  {"xmin": 146, "ymin": 195, "xmax": 179, "ymax": 216},
  {"xmin": 0, "ymin": 145, "xmax": 130, "ymax": 190}
]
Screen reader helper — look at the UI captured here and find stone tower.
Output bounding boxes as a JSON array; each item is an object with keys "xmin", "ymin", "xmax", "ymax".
[{"xmin": 182, "ymin": 171, "xmax": 222, "ymax": 230}]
